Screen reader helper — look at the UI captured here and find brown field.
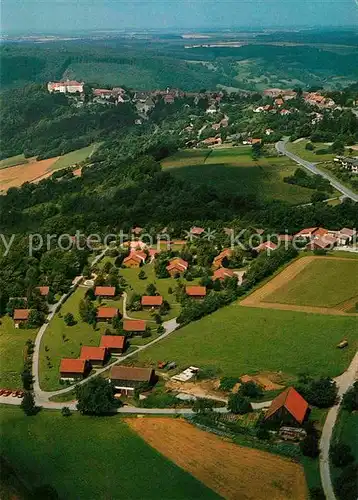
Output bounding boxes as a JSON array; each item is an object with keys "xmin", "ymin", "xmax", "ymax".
[
  {"xmin": 241, "ymin": 256, "xmax": 358, "ymax": 316},
  {"xmin": 0, "ymin": 157, "xmax": 59, "ymax": 192},
  {"xmin": 127, "ymin": 417, "xmax": 308, "ymax": 500}
]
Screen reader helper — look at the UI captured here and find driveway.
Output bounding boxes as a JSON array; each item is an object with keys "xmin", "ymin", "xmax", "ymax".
[{"xmin": 276, "ymin": 140, "xmax": 358, "ymax": 202}]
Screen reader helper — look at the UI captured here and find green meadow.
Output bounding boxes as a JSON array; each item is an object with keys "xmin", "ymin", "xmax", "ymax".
[
  {"xmin": 136, "ymin": 303, "xmax": 358, "ymax": 379},
  {"xmin": 162, "ymin": 147, "xmax": 314, "ymax": 205},
  {"xmin": 0, "ymin": 406, "xmax": 218, "ymax": 500}
]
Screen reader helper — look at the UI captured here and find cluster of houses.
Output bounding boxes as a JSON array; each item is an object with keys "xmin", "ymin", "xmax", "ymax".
[
  {"xmin": 334, "ymin": 156, "xmax": 358, "ymax": 175},
  {"xmin": 262, "ymin": 88, "xmax": 336, "ymax": 109},
  {"xmin": 294, "ymin": 226, "xmax": 356, "ymax": 250},
  {"xmin": 13, "ymin": 286, "xmax": 50, "ymax": 328}
]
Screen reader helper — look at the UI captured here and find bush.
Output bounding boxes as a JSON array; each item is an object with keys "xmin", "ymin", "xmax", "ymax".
[
  {"xmin": 330, "ymin": 442, "xmax": 354, "ymax": 468},
  {"xmin": 61, "ymin": 406, "xmax": 72, "ymax": 417},
  {"xmin": 300, "ymin": 433, "xmax": 319, "ymax": 458},
  {"xmin": 228, "ymin": 393, "xmax": 252, "ymax": 414},
  {"xmin": 239, "ymin": 381, "xmax": 263, "ymax": 399},
  {"xmin": 309, "ymin": 487, "xmax": 325, "ymax": 500},
  {"xmin": 256, "ymin": 426, "xmax": 271, "ymax": 440},
  {"xmin": 297, "ymin": 377, "xmax": 337, "ymax": 408},
  {"xmin": 342, "ymin": 381, "xmax": 358, "ymax": 412},
  {"xmin": 64, "ymin": 312, "xmax": 75, "ymax": 326},
  {"xmin": 219, "ymin": 376, "xmax": 240, "ymax": 391},
  {"xmin": 334, "ymin": 464, "xmax": 358, "ymax": 500},
  {"xmin": 138, "ymin": 270, "xmax": 147, "ymax": 280}
]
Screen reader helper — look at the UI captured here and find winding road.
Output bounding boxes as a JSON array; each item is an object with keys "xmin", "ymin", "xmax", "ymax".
[{"xmin": 276, "ymin": 139, "xmax": 358, "ymax": 202}]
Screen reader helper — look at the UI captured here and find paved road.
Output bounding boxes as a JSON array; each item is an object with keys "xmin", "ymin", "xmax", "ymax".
[
  {"xmin": 319, "ymin": 352, "xmax": 358, "ymax": 500},
  {"xmin": 276, "ymin": 140, "xmax": 358, "ymax": 202}
]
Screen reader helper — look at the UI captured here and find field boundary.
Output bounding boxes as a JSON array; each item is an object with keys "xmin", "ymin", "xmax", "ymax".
[{"xmin": 241, "ymin": 256, "xmax": 358, "ymax": 316}]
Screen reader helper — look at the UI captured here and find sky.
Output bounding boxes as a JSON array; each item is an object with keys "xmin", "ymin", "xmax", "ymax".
[{"xmin": 1, "ymin": 0, "xmax": 358, "ymax": 34}]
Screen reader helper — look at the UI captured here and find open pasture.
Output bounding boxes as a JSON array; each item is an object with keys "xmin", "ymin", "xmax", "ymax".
[
  {"xmin": 243, "ymin": 256, "xmax": 358, "ymax": 314},
  {"xmin": 137, "ymin": 301, "xmax": 358, "ymax": 379},
  {"xmin": 162, "ymin": 147, "xmax": 314, "ymax": 204},
  {"xmin": 127, "ymin": 417, "xmax": 308, "ymax": 500}
]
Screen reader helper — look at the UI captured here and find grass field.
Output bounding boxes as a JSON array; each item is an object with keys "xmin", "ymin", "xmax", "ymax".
[
  {"xmin": 265, "ymin": 258, "xmax": 358, "ymax": 308},
  {"xmin": 128, "ymin": 417, "xmax": 307, "ymax": 500},
  {"xmin": 39, "ymin": 287, "xmax": 122, "ymax": 391},
  {"xmin": 0, "ymin": 407, "xmax": 217, "ymax": 500},
  {"xmin": 0, "ymin": 154, "xmax": 28, "ymax": 170},
  {"xmin": 0, "ymin": 316, "xmax": 38, "ymax": 389},
  {"xmin": 49, "ymin": 143, "xmax": 99, "ymax": 171},
  {"xmin": 286, "ymin": 140, "xmax": 335, "ymax": 162},
  {"xmin": 136, "ymin": 303, "xmax": 358, "ymax": 379},
  {"xmin": 161, "ymin": 147, "xmax": 315, "ymax": 205}
]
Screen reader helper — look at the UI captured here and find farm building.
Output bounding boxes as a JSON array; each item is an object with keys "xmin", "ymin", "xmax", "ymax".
[
  {"xmin": 166, "ymin": 258, "xmax": 188, "ymax": 277},
  {"xmin": 306, "ymin": 235, "xmax": 337, "ymax": 251},
  {"xmin": 186, "ymin": 286, "xmax": 207, "ymax": 299},
  {"xmin": 123, "ymin": 251, "xmax": 147, "ymax": 268},
  {"xmin": 132, "ymin": 227, "xmax": 144, "ymax": 236},
  {"xmin": 110, "ymin": 366, "xmax": 156, "ymax": 395},
  {"xmin": 141, "ymin": 296, "xmax": 163, "ymax": 308},
  {"xmin": 264, "ymin": 387, "xmax": 309, "ymax": 426},
  {"xmin": 96, "ymin": 307, "xmax": 119, "ymax": 322},
  {"xmin": 13, "ymin": 309, "xmax": 30, "ymax": 327},
  {"xmin": 213, "ymin": 267, "xmax": 235, "ymax": 281},
  {"xmin": 123, "ymin": 319, "xmax": 147, "ymax": 334},
  {"xmin": 95, "ymin": 286, "xmax": 116, "ymax": 298},
  {"xmin": 294, "ymin": 227, "xmax": 328, "ymax": 240},
  {"xmin": 47, "ymin": 80, "xmax": 84, "ymax": 93},
  {"xmin": 100, "ymin": 335, "xmax": 127, "ymax": 353},
  {"xmin": 60, "ymin": 358, "xmax": 91, "ymax": 381},
  {"xmin": 36, "ymin": 286, "xmax": 50, "ymax": 297},
  {"xmin": 337, "ymin": 228, "xmax": 356, "ymax": 245},
  {"xmin": 80, "ymin": 346, "xmax": 108, "ymax": 366},
  {"xmin": 190, "ymin": 226, "xmax": 205, "ymax": 236}
]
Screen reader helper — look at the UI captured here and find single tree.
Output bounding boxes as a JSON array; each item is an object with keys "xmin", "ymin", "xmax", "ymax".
[
  {"xmin": 330, "ymin": 442, "xmax": 354, "ymax": 468},
  {"xmin": 64, "ymin": 312, "xmax": 75, "ymax": 326},
  {"xmin": 228, "ymin": 393, "xmax": 252, "ymax": 414},
  {"xmin": 21, "ymin": 391, "xmax": 37, "ymax": 416},
  {"xmin": 76, "ymin": 377, "xmax": 117, "ymax": 415}
]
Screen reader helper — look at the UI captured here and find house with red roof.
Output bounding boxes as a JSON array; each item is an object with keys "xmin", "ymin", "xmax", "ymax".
[
  {"xmin": 190, "ymin": 226, "xmax": 205, "ymax": 236},
  {"xmin": 37, "ymin": 286, "xmax": 50, "ymax": 297},
  {"xmin": 13, "ymin": 309, "xmax": 30, "ymax": 327},
  {"xmin": 255, "ymin": 241, "xmax": 278, "ymax": 253},
  {"xmin": 132, "ymin": 227, "xmax": 143, "ymax": 236},
  {"xmin": 306, "ymin": 234, "xmax": 337, "ymax": 251},
  {"xmin": 100, "ymin": 335, "xmax": 127, "ymax": 353},
  {"xmin": 96, "ymin": 307, "xmax": 119, "ymax": 321},
  {"xmin": 80, "ymin": 346, "xmax": 108, "ymax": 366},
  {"xmin": 264, "ymin": 387, "xmax": 309, "ymax": 426},
  {"xmin": 95, "ymin": 286, "xmax": 116, "ymax": 298},
  {"xmin": 337, "ymin": 228, "xmax": 356, "ymax": 245},
  {"xmin": 166, "ymin": 258, "xmax": 188, "ymax": 277},
  {"xmin": 60, "ymin": 358, "xmax": 91, "ymax": 381},
  {"xmin": 213, "ymin": 248, "xmax": 232, "ymax": 269},
  {"xmin": 213, "ymin": 267, "xmax": 235, "ymax": 281},
  {"xmin": 141, "ymin": 296, "xmax": 163, "ymax": 308},
  {"xmin": 123, "ymin": 251, "xmax": 147, "ymax": 268},
  {"xmin": 186, "ymin": 286, "xmax": 207, "ymax": 299},
  {"xmin": 123, "ymin": 319, "xmax": 147, "ymax": 334}
]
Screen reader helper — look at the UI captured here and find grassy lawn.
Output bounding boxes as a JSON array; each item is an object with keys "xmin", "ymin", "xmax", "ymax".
[
  {"xmin": 0, "ymin": 406, "xmax": 218, "ymax": 500},
  {"xmin": 286, "ymin": 140, "xmax": 335, "ymax": 162},
  {"xmin": 120, "ymin": 263, "xmax": 198, "ymax": 321},
  {"xmin": 39, "ymin": 287, "xmax": 118, "ymax": 391},
  {"xmin": 0, "ymin": 316, "xmax": 38, "ymax": 389},
  {"xmin": 136, "ymin": 303, "xmax": 358, "ymax": 379},
  {"xmin": 265, "ymin": 259, "xmax": 358, "ymax": 308},
  {"xmin": 0, "ymin": 154, "xmax": 28, "ymax": 170},
  {"xmin": 161, "ymin": 147, "xmax": 314, "ymax": 205},
  {"xmin": 49, "ymin": 143, "xmax": 99, "ymax": 172}
]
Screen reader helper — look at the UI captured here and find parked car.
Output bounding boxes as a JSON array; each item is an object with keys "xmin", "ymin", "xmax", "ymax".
[
  {"xmin": 167, "ymin": 361, "xmax": 177, "ymax": 370},
  {"xmin": 0, "ymin": 389, "xmax": 5, "ymax": 396},
  {"xmin": 3, "ymin": 390, "xmax": 12, "ymax": 397}
]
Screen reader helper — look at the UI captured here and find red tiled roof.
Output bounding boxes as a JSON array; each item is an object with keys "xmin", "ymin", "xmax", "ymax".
[
  {"xmin": 190, "ymin": 226, "xmax": 205, "ymax": 235},
  {"xmin": 265, "ymin": 387, "xmax": 309, "ymax": 424},
  {"xmin": 313, "ymin": 227, "xmax": 329, "ymax": 238},
  {"xmin": 278, "ymin": 234, "xmax": 293, "ymax": 241},
  {"xmin": 213, "ymin": 268, "xmax": 234, "ymax": 280},
  {"xmin": 80, "ymin": 346, "xmax": 107, "ymax": 361},
  {"xmin": 60, "ymin": 358, "xmax": 87, "ymax": 374},
  {"xmin": 186, "ymin": 286, "xmax": 207, "ymax": 297},
  {"xmin": 295, "ymin": 227, "xmax": 318, "ymax": 237},
  {"xmin": 13, "ymin": 309, "xmax": 30, "ymax": 320},
  {"xmin": 123, "ymin": 319, "xmax": 146, "ymax": 332},
  {"xmin": 96, "ymin": 307, "xmax": 118, "ymax": 319},
  {"xmin": 141, "ymin": 296, "xmax": 163, "ymax": 306},
  {"xmin": 123, "ymin": 251, "xmax": 146, "ymax": 264},
  {"xmin": 213, "ymin": 248, "xmax": 232, "ymax": 264},
  {"xmin": 132, "ymin": 227, "xmax": 143, "ymax": 235},
  {"xmin": 37, "ymin": 286, "xmax": 50, "ymax": 296},
  {"xmin": 100, "ymin": 335, "xmax": 126, "ymax": 349},
  {"xmin": 166, "ymin": 258, "xmax": 188, "ymax": 273},
  {"xmin": 95, "ymin": 286, "xmax": 116, "ymax": 297},
  {"xmin": 255, "ymin": 241, "xmax": 278, "ymax": 252}
]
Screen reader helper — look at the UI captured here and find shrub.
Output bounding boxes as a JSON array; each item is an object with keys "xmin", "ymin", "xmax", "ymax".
[
  {"xmin": 300, "ymin": 433, "xmax": 319, "ymax": 458},
  {"xmin": 64, "ymin": 312, "xmax": 76, "ymax": 326},
  {"xmin": 228, "ymin": 393, "xmax": 252, "ymax": 414},
  {"xmin": 239, "ymin": 381, "xmax": 263, "ymax": 399},
  {"xmin": 330, "ymin": 442, "xmax": 354, "ymax": 468},
  {"xmin": 342, "ymin": 381, "xmax": 358, "ymax": 412},
  {"xmin": 219, "ymin": 376, "xmax": 240, "ymax": 391},
  {"xmin": 61, "ymin": 406, "xmax": 72, "ymax": 417},
  {"xmin": 334, "ymin": 464, "xmax": 358, "ymax": 500}
]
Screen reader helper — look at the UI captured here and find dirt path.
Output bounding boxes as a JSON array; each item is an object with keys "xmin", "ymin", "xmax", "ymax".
[
  {"xmin": 127, "ymin": 417, "xmax": 307, "ymax": 500},
  {"xmin": 241, "ymin": 256, "xmax": 358, "ymax": 316}
]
